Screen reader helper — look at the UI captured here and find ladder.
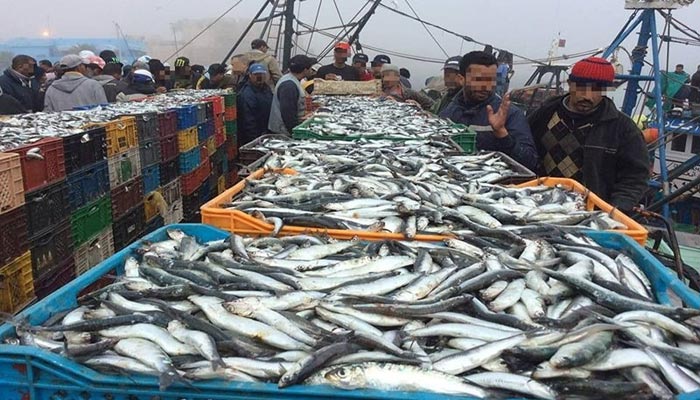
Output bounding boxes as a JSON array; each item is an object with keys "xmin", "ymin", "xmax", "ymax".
[{"xmin": 263, "ymin": 0, "xmax": 287, "ymax": 59}]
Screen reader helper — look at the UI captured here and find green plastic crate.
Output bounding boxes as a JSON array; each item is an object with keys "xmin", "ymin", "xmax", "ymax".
[
  {"xmin": 71, "ymin": 196, "xmax": 113, "ymax": 247},
  {"xmin": 223, "ymin": 93, "xmax": 237, "ymax": 107},
  {"xmin": 225, "ymin": 120, "xmax": 237, "ymax": 136},
  {"xmin": 451, "ymin": 130, "xmax": 477, "ymax": 154}
]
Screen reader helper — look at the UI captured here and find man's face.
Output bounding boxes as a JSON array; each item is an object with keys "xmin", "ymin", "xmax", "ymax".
[
  {"xmin": 462, "ymin": 64, "xmax": 497, "ymax": 102},
  {"xmin": 211, "ymin": 73, "xmax": 224, "ymax": 84},
  {"xmin": 676, "ymin": 65, "xmax": 684, "ymax": 73},
  {"xmin": 40, "ymin": 64, "xmax": 52, "ymax": 73},
  {"xmin": 86, "ymin": 66, "xmax": 100, "ymax": 77},
  {"xmin": 261, "ymin": 45, "xmax": 269, "ymax": 54},
  {"xmin": 353, "ymin": 61, "xmax": 367, "ymax": 72},
  {"xmin": 18, "ymin": 61, "xmax": 36, "ymax": 77},
  {"xmin": 334, "ymin": 49, "xmax": 348, "ymax": 64},
  {"xmin": 372, "ymin": 64, "xmax": 383, "ymax": 78},
  {"xmin": 250, "ymin": 72, "xmax": 268, "ymax": 87},
  {"xmin": 382, "ymin": 71, "xmax": 400, "ymax": 89},
  {"xmin": 77, "ymin": 64, "xmax": 88, "ymax": 75},
  {"xmin": 568, "ymin": 82, "xmax": 606, "ymax": 113},
  {"xmin": 444, "ymin": 69, "xmax": 462, "ymax": 90},
  {"xmin": 231, "ymin": 58, "xmax": 247, "ymax": 76}
]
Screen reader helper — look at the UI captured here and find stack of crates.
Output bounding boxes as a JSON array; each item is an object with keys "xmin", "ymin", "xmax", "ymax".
[
  {"xmin": 132, "ymin": 113, "xmax": 163, "ymax": 237},
  {"xmin": 0, "ymin": 153, "xmax": 34, "ymax": 312},
  {"xmin": 204, "ymin": 96, "xmax": 229, "ymax": 194},
  {"xmin": 152, "ymin": 110, "xmax": 182, "ymax": 227},
  {"xmin": 222, "ymin": 92, "xmax": 239, "ymax": 187},
  {"xmin": 99, "ymin": 117, "xmax": 143, "ymax": 252},
  {"xmin": 63, "ymin": 127, "xmax": 112, "ymax": 280},
  {"xmin": 9, "ymin": 137, "xmax": 72, "ymax": 300}
]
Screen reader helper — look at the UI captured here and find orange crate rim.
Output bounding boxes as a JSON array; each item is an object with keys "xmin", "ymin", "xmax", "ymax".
[
  {"xmin": 201, "ymin": 168, "xmax": 451, "ymax": 241},
  {"xmin": 515, "ymin": 177, "xmax": 648, "ymax": 245}
]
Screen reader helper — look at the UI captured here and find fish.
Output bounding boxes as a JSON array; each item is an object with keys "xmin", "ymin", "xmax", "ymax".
[{"xmin": 9, "ymin": 226, "xmax": 700, "ymax": 399}]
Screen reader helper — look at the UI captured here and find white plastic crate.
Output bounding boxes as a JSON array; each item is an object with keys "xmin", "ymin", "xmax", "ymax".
[
  {"xmin": 108, "ymin": 147, "xmax": 141, "ymax": 189},
  {"xmin": 160, "ymin": 177, "xmax": 181, "ymax": 205},
  {"xmin": 74, "ymin": 228, "xmax": 114, "ymax": 276},
  {"xmin": 164, "ymin": 199, "xmax": 183, "ymax": 225}
]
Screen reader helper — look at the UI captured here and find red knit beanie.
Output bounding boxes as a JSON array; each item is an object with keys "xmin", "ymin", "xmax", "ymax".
[{"xmin": 569, "ymin": 57, "xmax": 615, "ymax": 86}]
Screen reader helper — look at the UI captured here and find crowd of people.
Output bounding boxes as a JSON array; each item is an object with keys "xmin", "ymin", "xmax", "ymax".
[{"xmin": 0, "ymin": 38, "xmax": 667, "ymax": 211}]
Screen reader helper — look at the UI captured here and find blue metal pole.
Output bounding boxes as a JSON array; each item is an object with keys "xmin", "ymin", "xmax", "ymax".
[
  {"xmin": 602, "ymin": 12, "xmax": 645, "ymax": 59},
  {"xmin": 648, "ymin": 10, "xmax": 670, "ymax": 217},
  {"xmin": 621, "ymin": 11, "xmax": 653, "ymax": 116}
]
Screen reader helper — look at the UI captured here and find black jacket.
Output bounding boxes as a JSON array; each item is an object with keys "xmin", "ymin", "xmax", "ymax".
[
  {"xmin": 237, "ymin": 82, "xmax": 273, "ymax": 146},
  {"xmin": 440, "ymin": 92, "xmax": 538, "ymax": 171},
  {"xmin": 528, "ymin": 95, "xmax": 650, "ymax": 210},
  {"xmin": 0, "ymin": 69, "xmax": 42, "ymax": 112},
  {"xmin": 0, "ymin": 93, "xmax": 25, "ymax": 115}
]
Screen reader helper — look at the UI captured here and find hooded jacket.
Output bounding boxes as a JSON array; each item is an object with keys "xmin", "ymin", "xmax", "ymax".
[
  {"xmin": 245, "ymin": 49, "xmax": 282, "ymax": 86},
  {"xmin": 0, "ymin": 68, "xmax": 42, "ymax": 112},
  {"xmin": 440, "ymin": 91, "xmax": 538, "ymax": 171},
  {"xmin": 528, "ymin": 95, "xmax": 650, "ymax": 210},
  {"xmin": 93, "ymin": 75, "xmax": 128, "ymax": 103},
  {"xmin": 116, "ymin": 81, "xmax": 157, "ymax": 102},
  {"xmin": 44, "ymin": 72, "xmax": 108, "ymax": 112}
]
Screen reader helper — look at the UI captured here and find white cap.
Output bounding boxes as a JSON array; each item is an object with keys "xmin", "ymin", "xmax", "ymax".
[
  {"xmin": 137, "ymin": 55, "xmax": 152, "ymax": 64},
  {"xmin": 133, "ymin": 69, "xmax": 154, "ymax": 82},
  {"xmin": 78, "ymin": 50, "xmax": 95, "ymax": 64}
]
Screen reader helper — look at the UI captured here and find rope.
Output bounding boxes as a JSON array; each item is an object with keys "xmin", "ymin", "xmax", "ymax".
[
  {"xmin": 305, "ymin": 0, "xmax": 323, "ymax": 54},
  {"xmin": 164, "ymin": 0, "xmax": 246, "ymax": 62},
  {"xmin": 377, "ymin": 3, "xmax": 548, "ymax": 66},
  {"xmin": 403, "ymin": 0, "xmax": 449, "ymax": 57}
]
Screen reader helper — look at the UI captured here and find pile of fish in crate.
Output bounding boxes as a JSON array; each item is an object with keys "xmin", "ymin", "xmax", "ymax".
[
  {"xmin": 1, "ymin": 94, "xmax": 698, "ymax": 400},
  {"xmin": 0, "ymin": 89, "xmax": 237, "ymax": 304}
]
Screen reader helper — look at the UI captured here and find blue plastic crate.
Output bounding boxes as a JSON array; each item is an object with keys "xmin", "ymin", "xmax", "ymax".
[
  {"xmin": 197, "ymin": 120, "xmax": 215, "ymax": 143},
  {"xmin": 66, "ymin": 161, "xmax": 110, "ymax": 211},
  {"xmin": 178, "ymin": 147, "xmax": 200, "ymax": 174},
  {"xmin": 0, "ymin": 224, "xmax": 477, "ymax": 400},
  {"xmin": 0, "ymin": 226, "xmax": 698, "ymax": 400},
  {"xmin": 175, "ymin": 105, "xmax": 197, "ymax": 130},
  {"xmin": 142, "ymin": 164, "xmax": 161, "ymax": 195}
]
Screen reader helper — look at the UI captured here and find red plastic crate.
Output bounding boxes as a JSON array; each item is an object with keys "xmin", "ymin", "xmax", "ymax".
[
  {"xmin": 203, "ymin": 96, "xmax": 224, "ymax": 116},
  {"xmin": 181, "ymin": 161, "xmax": 211, "ymax": 196},
  {"xmin": 226, "ymin": 168, "xmax": 239, "ymax": 187},
  {"xmin": 199, "ymin": 145, "xmax": 209, "ymax": 164},
  {"xmin": 215, "ymin": 127, "xmax": 226, "ymax": 148},
  {"xmin": 158, "ymin": 110, "xmax": 178, "ymax": 139},
  {"xmin": 13, "ymin": 137, "xmax": 66, "ymax": 193},
  {"xmin": 226, "ymin": 137, "xmax": 237, "ymax": 161},
  {"xmin": 214, "ymin": 114, "xmax": 224, "ymax": 133},
  {"xmin": 160, "ymin": 134, "xmax": 178, "ymax": 162},
  {"xmin": 224, "ymin": 107, "xmax": 237, "ymax": 121},
  {"xmin": 111, "ymin": 176, "xmax": 144, "ymax": 220}
]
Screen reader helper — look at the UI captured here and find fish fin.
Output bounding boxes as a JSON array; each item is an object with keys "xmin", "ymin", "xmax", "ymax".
[{"xmin": 212, "ymin": 358, "xmax": 227, "ymax": 371}]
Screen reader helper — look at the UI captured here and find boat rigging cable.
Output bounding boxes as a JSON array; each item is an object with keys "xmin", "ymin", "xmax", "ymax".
[
  {"xmin": 163, "ymin": 0, "xmax": 245, "ymax": 63},
  {"xmin": 403, "ymin": 0, "xmax": 449, "ymax": 57}
]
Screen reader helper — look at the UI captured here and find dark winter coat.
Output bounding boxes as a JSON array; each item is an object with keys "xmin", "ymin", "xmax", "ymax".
[
  {"xmin": 528, "ymin": 95, "xmax": 650, "ymax": 210},
  {"xmin": 237, "ymin": 82, "xmax": 273, "ymax": 146},
  {"xmin": 440, "ymin": 91, "xmax": 538, "ymax": 171},
  {"xmin": 0, "ymin": 68, "xmax": 42, "ymax": 112}
]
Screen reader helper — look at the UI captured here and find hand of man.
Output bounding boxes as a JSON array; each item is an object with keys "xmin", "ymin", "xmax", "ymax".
[
  {"xmin": 405, "ymin": 99, "xmax": 421, "ymax": 107},
  {"xmin": 486, "ymin": 93, "xmax": 511, "ymax": 139},
  {"xmin": 324, "ymin": 74, "xmax": 338, "ymax": 81}
]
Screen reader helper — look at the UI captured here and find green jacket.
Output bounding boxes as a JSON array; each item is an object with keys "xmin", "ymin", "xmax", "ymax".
[{"xmin": 431, "ymin": 89, "xmax": 459, "ymax": 115}]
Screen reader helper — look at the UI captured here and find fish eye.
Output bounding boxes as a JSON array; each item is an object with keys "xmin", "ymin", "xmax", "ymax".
[{"xmin": 337, "ymin": 369, "xmax": 347, "ymax": 377}]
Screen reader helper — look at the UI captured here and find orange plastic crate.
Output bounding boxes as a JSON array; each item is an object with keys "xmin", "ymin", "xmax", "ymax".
[
  {"xmin": 224, "ymin": 107, "xmax": 237, "ymax": 121},
  {"xmin": 0, "ymin": 153, "xmax": 24, "ymax": 214},
  {"xmin": 515, "ymin": 177, "xmax": 648, "ymax": 245},
  {"xmin": 201, "ymin": 168, "xmax": 450, "ymax": 241}
]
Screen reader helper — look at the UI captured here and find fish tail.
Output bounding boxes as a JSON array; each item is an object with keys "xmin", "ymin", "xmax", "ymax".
[{"xmin": 212, "ymin": 357, "xmax": 227, "ymax": 371}]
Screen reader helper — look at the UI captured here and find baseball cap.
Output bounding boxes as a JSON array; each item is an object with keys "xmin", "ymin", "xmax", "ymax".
[
  {"xmin": 174, "ymin": 57, "xmax": 190, "ymax": 68},
  {"xmin": 87, "ymin": 56, "xmax": 106, "ymax": 70},
  {"xmin": 78, "ymin": 50, "xmax": 95, "ymax": 60},
  {"xmin": 353, "ymin": 53, "xmax": 369, "ymax": 64},
  {"xmin": 443, "ymin": 56, "xmax": 461, "ymax": 71},
  {"xmin": 99, "ymin": 50, "xmax": 122, "ymax": 66},
  {"xmin": 289, "ymin": 55, "xmax": 317, "ymax": 70},
  {"xmin": 137, "ymin": 55, "xmax": 152, "ymax": 64},
  {"xmin": 249, "ymin": 63, "xmax": 268, "ymax": 74},
  {"xmin": 381, "ymin": 64, "xmax": 400, "ymax": 74},
  {"xmin": 59, "ymin": 54, "xmax": 86, "ymax": 69},
  {"xmin": 372, "ymin": 54, "xmax": 391, "ymax": 66},
  {"xmin": 335, "ymin": 42, "xmax": 351, "ymax": 52},
  {"xmin": 208, "ymin": 63, "xmax": 227, "ymax": 76},
  {"xmin": 133, "ymin": 69, "xmax": 154, "ymax": 83}
]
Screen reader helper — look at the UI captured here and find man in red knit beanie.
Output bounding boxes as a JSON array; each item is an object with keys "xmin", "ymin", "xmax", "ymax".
[{"xmin": 528, "ymin": 57, "xmax": 649, "ymax": 212}]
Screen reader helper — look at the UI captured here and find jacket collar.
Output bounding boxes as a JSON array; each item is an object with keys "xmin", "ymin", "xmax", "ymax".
[
  {"xmin": 558, "ymin": 94, "xmax": 619, "ymax": 122},
  {"xmin": 451, "ymin": 90, "xmax": 499, "ymax": 114}
]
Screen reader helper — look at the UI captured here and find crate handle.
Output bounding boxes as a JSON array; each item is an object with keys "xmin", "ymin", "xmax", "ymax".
[
  {"xmin": 88, "ymin": 237, "xmax": 101, "ymax": 250},
  {"xmin": 88, "ymin": 205, "xmax": 100, "ymax": 215},
  {"xmin": 80, "ymin": 133, "xmax": 92, "ymax": 143}
]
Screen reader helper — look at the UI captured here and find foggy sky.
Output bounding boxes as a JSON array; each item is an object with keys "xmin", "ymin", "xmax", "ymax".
[{"xmin": 3, "ymin": 0, "xmax": 700, "ymax": 88}]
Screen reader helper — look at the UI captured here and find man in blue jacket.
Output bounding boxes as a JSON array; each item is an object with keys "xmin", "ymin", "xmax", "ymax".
[
  {"xmin": 237, "ymin": 64, "xmax": 273, "ymax": 146},
  {"xmin": 440, "ymin": 51, "xmax": 538, "ymax": 171}
]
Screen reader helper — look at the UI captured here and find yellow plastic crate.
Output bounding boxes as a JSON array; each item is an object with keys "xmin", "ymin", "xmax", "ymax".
[
  {"xmin": 0, "ymin": 153, "xmax": 25, "ymax": 214},
  {"xmin": 0, "ymin": 251, "xmax": 34, "ymax": 314},
  {"xmin": 217, "ymin": 175, "xmax": 226, "ymax": 195},
  {"xmin": 207, "ymin": 137, "xmax": 216, "ymax": 158},
  {"xmin": 177, "ymin": 127, "xmax": 199, "ymax": 153},
  {"xmin": 88, "ymin": 116, "xmax": 138, "ymax": 157}
]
